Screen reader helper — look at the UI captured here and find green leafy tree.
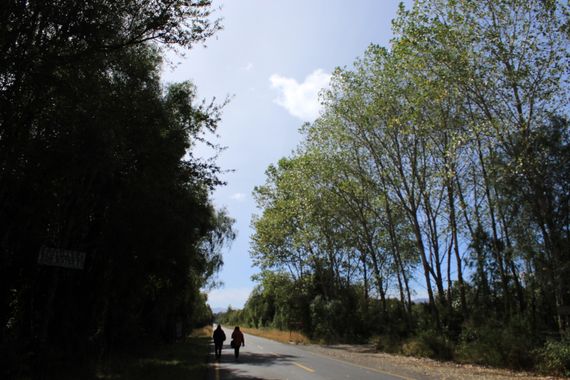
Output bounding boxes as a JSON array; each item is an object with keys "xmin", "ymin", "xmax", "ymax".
[
  {"xmin": 247, "ymin": 0, "xmax": 569, "ymax": 370},
  {"xmin": 0, "ymin": 1, "xmax": 234, "ymax": 376}
]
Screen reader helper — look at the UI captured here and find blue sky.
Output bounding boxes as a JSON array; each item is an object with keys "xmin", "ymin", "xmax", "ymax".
[{"xmin": 161, "ymin": 0, "xmax": 411, "ymax": 310}]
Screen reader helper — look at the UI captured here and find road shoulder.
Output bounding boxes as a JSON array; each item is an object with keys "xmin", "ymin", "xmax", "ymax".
[{"xmin": 297, "ymin": 343, "xmax": 555, "ymax": 380}]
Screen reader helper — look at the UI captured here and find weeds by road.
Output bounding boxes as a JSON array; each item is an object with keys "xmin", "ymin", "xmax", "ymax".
[
  {"xmin": 97, "ymin": 328, "xmax": 212, "ymax": 380},
  {"xmin": 241, "ymin": 327, "xmax": 310, "ymax": 345},
  {"xmin": 22, "ymin": 327, "xmax": 213, "ymax": 380},
  {"xmin": 238, "ymin": 328, "xmax": 560, "ymax": 379}
]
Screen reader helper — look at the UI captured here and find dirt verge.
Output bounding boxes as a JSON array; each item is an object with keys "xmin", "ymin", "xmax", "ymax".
[{"xmin": 299, "ymin": 343, "xmax": 562, "ymax": 380}]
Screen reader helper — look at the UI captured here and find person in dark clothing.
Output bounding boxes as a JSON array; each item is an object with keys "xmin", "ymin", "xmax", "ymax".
[
  {"xmin": 231, "ymin": 326, "xmax": 245, "ymax": 359},
  {"xmin": 213, "ymin": 324, "xmax": 226, "ymax": 359}
]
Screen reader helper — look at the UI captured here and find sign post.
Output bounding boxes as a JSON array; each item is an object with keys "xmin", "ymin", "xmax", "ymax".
[
  {"xmin": 37, "ymin": 246, "xmax": 86, "ymax": 270},
  {"xmin": 288, "ymin": 321, "xmax": 304, "ymax": 342}
]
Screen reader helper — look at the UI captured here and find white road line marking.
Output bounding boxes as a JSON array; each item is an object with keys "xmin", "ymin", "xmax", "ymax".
[
  {"xmin": 214, "ymin": 361, "xmax": 220, "ymax": 380},
  {"xmin": 293, "ymin": 361, "xmax": 316, "ymax": 373}
]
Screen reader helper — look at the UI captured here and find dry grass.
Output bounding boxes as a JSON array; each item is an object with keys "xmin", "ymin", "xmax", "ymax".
[
  {"xmin": 191, "ymin": 325, "xmax": 212, "ymax": 337},
  {"xmin": 241, "ymin": 327, "xmax": 310, "ymax": 345}
]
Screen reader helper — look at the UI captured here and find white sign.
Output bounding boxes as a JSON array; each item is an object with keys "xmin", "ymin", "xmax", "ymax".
[{"xmin": 37, "ymin": 246, "xmax": 86, "ymax": 270}]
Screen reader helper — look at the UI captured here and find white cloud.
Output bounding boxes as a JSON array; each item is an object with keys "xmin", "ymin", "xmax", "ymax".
[
  {"xmin": 230, "ymin": 192, "xmax": 246, "ymax": 201},
  {"xmin": 270, "ymin": 69, "xmax": 331, "ymax": 122},
  {"xmin": 242, "ymin": 62, "xmax": 254, "ymax": 71},
  {"xmin": 207, "ymin": 287, "xmax": 252, "ymax": 309}
]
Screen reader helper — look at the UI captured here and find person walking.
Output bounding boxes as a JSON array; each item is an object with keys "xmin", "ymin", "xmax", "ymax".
[
  {"xmin": 231, "ymin": 326, "xmax": 245, "ymax": 359},
  {"xmin": 213, "ymin": 324, "xmax": 226, "ymax": 359}
]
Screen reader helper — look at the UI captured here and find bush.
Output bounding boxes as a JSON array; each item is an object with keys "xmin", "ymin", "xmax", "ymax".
[
  {"xmin": 455, "ymin": 318, "xmax": 535, "ymax": 369},
  {"xmin": 402, "ymin": 338, "xmax": 433, "ymax": 358},
  {"xmin": 535, "ymin": 339, "xmax": 570, "ymax": 376},
  {"xmin": 455, "ymin": 322, "xmax": 499, "ymax": 366},
  {"xmin": 374, "ymin": 334, "xmax": 403, "ymax": 354},
  {"xmin": 310, "ymin": 296, "xmax": 346, "ymax": 342},
  {"xmin": 402, "ymin": 330, "xmax": 454, "ymax": 360},
  {"xmin": 375, "ymin": 330, "xmax": 454, "ymax": 361}
]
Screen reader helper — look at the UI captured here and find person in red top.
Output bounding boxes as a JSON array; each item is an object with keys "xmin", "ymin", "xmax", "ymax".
[{"xmin": 231, "ymin": 326, "xmax": 245, "ymax": 358}]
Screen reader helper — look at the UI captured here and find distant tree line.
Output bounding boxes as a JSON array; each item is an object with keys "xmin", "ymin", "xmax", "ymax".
[
  {"xmin": 235, "ymin": 0, "xmax": 570, "ymax": 374},
  {"xmin": 0, "ymin": 0, "xmax": 234, "ymax": 377}
]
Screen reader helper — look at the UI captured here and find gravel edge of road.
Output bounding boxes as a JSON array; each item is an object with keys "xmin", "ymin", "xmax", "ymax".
[{"xmin": 295, "ymin": 343, "xmax": 563, "ymax": 380}]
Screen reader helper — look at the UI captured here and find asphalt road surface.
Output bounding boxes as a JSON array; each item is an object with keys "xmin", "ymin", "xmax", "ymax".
[{"xmin": 210, "ymin": 326, "xmax": 413, "ymax": 380}]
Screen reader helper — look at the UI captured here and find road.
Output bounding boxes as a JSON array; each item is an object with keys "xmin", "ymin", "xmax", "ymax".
[{"xmin": 210, "ymin": 326, "xmax": 413, "ymax": 380}]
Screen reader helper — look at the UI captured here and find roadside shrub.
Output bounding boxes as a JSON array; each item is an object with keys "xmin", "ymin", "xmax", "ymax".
[
  {"xmin": 271, "ymin": 307, "xmax": 289, "ymax": 330},
  {"xmin": 455, "ymin": 328, "xmax": 501, "ymax": 367},
  {"xmin": 402, "ymin": 330, "xmax": 454, "ymax": 360},
  {"xmin": 455, "ymin": 318, "xmax": 535, "ymax": 369},
  {"xmin": 500, "ymin": 326, "xmax": 536, "ymax": 369},
  {"xmin": 374, "ymin": 334, "xmax": 403, "ymax": 354},
  {"xmin": 422, "ymin": 330, "xmax": 455, "ymax": 360},
  {"xmin": 402, "ymin": 337, "xmax": 433, "ymax": 358},
  {"xmin": 310, "ymin": 296, "xmax": 345, "ymax": 342},
  {"xmin": 535, "ymin": 339, "xmax": 570, "ymax": 376}
]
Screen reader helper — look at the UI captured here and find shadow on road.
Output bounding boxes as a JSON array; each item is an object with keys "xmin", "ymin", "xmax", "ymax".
[
  {"xmin": 217, "ymin": 351, "xmax": 297, "ymax": 366},
  {"xmin": 211, "ymin": 348, "xmax": 299, "ymax": 379},
  {"xmin": 216, "ymin": 364, "xmax": 279, "ymax": 380}
]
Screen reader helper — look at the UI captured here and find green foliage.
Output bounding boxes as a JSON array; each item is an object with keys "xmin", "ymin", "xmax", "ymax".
[
  {"xmin": 455, "ymin": 318, "xmax": 536, "ymax": 369},
  {"xmin": 189, "ymin": 292, "xmax": 214, "ymax": 328},
  {"xmin": 0, "ymin": 0, "xmax": 232, "ymax": 377},
  {"xmin": 217, "ymin": 307, "xmax": 245, "ymax": 327},
  {"xmin": 374, "ymin": 334, "xmax": 402, "ymax": 354},
  {"xmin": 416, "ymin": 331, "xmax": 455, "ymax": 361},
  {"xmin": 535, "ymin": 339, "xmax": 570, "ymax": 376},
  {"xmin": 401, "ymin": 330, "xmax": 455, "ymax": 361},
  {"xmin": 309, "ymin": 296, "xmax": 344, "ymax": 342},
  {"xmin": 246, "ymin": 0, "xmax": 570, "ymax": 375}
]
